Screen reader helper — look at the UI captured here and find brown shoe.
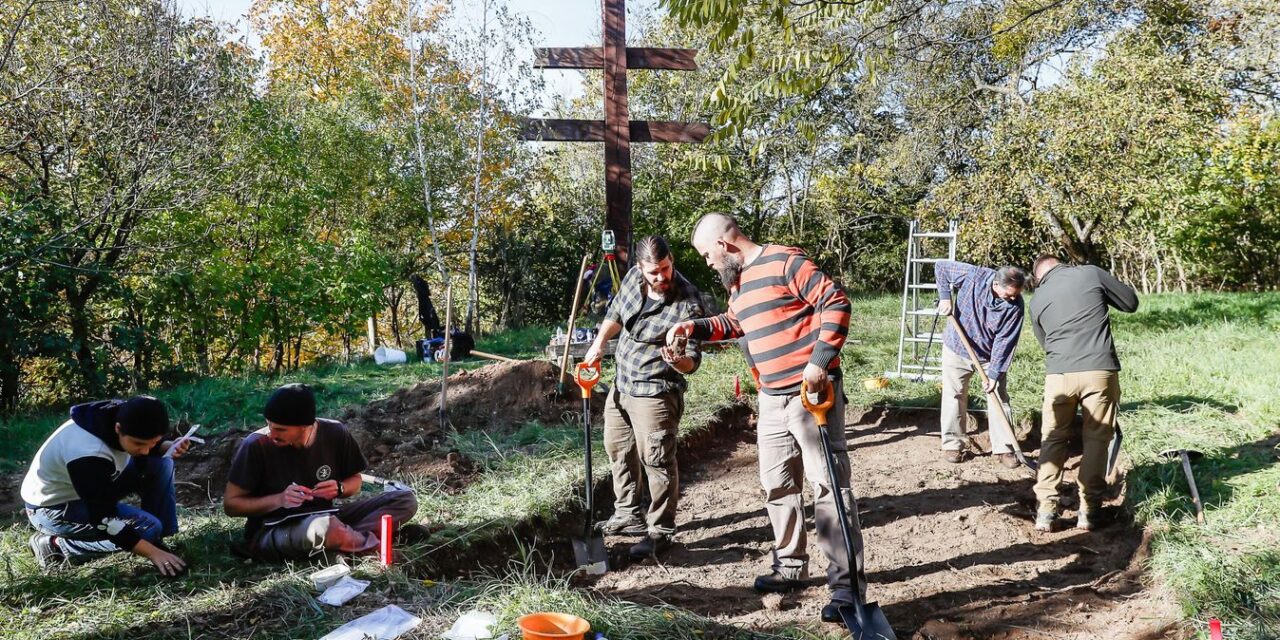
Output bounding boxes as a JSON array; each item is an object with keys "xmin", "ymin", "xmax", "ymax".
[
  {"xmin": 996, "ymin": 453, "xmax": 1020, "ymax": 469},
  {"xmin": 942, "ymin": 449, "xmax": 965, "ymax": 463}
]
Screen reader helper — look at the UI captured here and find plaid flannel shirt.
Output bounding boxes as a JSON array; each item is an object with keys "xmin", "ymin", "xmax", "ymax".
[
  {"xmin": 936, "ymin": 260, "xmax": 1025, "ymax": 381},
  {"xmin": 605, "ymin": 266, "xmax": 704, "ymax": 397}
]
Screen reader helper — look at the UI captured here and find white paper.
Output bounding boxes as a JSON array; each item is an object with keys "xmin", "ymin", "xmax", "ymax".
[
  {"xmin": 317, "ymin": 576, "xmax": 369, "ymax": 606},
  {"xmin": 164, "ymin": 424, "xmax": 201, "ymax": 458},
  {"xmin": 319, "ymin": 604, "xmax": 421, "ymax": 640},
  {"xmin": 441, "ymin": 610, "xmax": 497, "ymax": 640}
]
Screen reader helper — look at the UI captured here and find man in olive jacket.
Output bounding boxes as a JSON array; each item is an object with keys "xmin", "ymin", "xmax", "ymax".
[{"xmin": 1029, "ymin": 256, "xmax": 1139, "ymax": 531}]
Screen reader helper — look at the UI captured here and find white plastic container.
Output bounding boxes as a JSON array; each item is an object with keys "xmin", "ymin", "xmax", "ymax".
[
  {"xmin": 310, "ymin": 563, "xmax": 351, "ymax": 590},
  {"xmin": 374, "ymin": 345, "xmax": 407, "ymax": 365}
]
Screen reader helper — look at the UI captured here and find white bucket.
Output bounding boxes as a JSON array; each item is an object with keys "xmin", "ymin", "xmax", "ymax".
[{"xmin": 374, "ymin": 345, "xmax": 407, "ymax": 365}]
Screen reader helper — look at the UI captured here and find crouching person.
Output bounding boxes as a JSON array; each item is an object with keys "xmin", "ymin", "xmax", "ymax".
[
  {"xmin": 21, "ymin": 396, "xmax": 188, "ymax": 575},
  {"xmin": 223, "ymin": 383, "xmax": 420, "ymax": 561}
]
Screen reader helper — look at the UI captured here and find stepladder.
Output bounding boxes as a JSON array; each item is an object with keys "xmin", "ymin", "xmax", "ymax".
[{"xmin": 885, "ymin": 220, "xmax": 958, "ymax": 382}]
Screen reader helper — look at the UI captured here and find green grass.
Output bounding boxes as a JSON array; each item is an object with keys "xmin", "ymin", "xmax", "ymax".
[
  {"xmin": 0, "ymin": 329, "xmax": 552, "ymax": 472},
  {"xmin": 3, "ymin": 294, "xmax": 1279, "ymax": 638}
]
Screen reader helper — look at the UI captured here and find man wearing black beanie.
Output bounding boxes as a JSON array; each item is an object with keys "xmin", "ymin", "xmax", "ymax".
[
  {"xmin": 22, "ymin": 396, "xmax": 190, "ymax": 575},
  {"xmin": 223, "ymin": 383, "xmax": 422, "ymax": 561}
]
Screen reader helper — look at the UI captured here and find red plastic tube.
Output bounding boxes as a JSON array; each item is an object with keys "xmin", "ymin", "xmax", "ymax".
[{"xmin": 380, "ymin": 514, "xmax": 393, "ymax": 567}]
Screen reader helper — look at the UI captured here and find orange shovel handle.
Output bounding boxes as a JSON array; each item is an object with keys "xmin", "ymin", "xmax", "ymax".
[
  {"xmin": 574, "ymin": 362, "xmax": 601, "ymax": 399},
  {"xmin": 799, "ymin": 380, "xmax": 833, "ymax": 427}
]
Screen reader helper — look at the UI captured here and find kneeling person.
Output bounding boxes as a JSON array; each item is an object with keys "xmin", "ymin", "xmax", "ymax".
[
  {"xmin": 22, "ymin": 396, "xmax": 188, "ymax": 575},
  {"xmin": 223, "ymin": 383, "xmax": 419, "ymax": 561}
]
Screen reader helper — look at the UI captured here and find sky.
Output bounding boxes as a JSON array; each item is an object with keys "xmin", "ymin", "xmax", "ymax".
[{"xmin": 175, "ymin": 0, "xmax": 661, "ymax": 104}]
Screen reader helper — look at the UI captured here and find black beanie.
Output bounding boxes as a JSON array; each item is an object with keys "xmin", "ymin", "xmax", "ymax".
[
  {"xmin": 116, "ymin": 396, "xmax": 170, "ymax": 439},
  {"xmin": 264, "ymin": 383, "xmax": 316, "ymax": 426}
]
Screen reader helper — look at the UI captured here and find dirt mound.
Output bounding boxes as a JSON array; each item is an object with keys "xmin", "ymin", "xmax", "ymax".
[
  {"xmin": 340, "ymin": 360, "xmax": 576, "ymax": 462},
  {"xmin": 168, "ymin": 360, "xmax": 571, "ymax": 506},
  {"xmin": 588, "ymin": 407, "xmax": 1181, "ymax": 639}
]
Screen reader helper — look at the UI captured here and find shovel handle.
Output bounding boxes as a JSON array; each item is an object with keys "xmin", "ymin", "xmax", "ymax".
[
  {"xmin": 800, "ymin": 380, "xmax": 833, "ymax": 427},
  {"xmin": 575, "ymin": 361, "xmax": 601, "ymax": 399}
]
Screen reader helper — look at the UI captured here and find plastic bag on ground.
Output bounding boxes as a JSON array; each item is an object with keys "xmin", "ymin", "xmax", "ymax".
[{"xmin": 319, "ymin": 604, "xmax": 421, "ymax": 640}]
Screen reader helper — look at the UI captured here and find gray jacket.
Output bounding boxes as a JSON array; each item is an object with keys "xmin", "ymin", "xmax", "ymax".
[{"xmin": 1030, "ymin": 265, "xmax": 1139, "ymax": 374}]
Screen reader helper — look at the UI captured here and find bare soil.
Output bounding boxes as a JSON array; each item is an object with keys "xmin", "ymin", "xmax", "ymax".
[
  {"xmin": 587, "ymin": 407, "xmax": 1184, "ymax": 639},
  {"xmin": 172, "ymin": 360, "xmax": 575, "ymax": 507}
]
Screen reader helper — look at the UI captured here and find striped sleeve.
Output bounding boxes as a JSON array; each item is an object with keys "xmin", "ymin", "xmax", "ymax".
[
  {"xmin": 784, "ymin": 253, "xmax": 850, "ymax": 370},
  {"xmin": 689, "ymin": 305, "xmax": 742, "ymax": 342}
]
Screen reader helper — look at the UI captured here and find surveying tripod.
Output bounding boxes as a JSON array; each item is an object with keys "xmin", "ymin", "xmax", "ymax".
[{"xmin": 579, "ymin": 230, "xmax": 625, "ymax": 316}]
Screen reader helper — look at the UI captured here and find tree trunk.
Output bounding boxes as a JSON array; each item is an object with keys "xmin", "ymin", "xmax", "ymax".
[
  {"xmin": 464, "ymin": 0, "xmax": 491, "ymax": 335},
  {"xmin": 0, "ymin": 348, "xmax": 20, "ymax": 414},
  {"xmin": 389, "ymin": 287, "xmax": 403, "ymax": 348},
  {"xmin": 366, "ymin": 315, "xmax": 378, "ymax": 354},
  {"xmin": 66, "ymin": 288, "xmax": 100, "ymax": 396}
]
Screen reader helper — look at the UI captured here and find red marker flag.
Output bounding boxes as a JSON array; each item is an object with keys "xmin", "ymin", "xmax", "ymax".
[
  {"xmin": 380, "ymin": 514, "xmax": 393, "ymax": 567},
  {"xmin": 1210, "ymin": 619, "xmax": 1222, "ymax": 640}
]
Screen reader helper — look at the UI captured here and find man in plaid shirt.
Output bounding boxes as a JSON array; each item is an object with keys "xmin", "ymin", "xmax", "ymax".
[
  {"xmin": 935, "ymin": 260, "xmax": 1027, "ymax": 467},
  {"xmin": 583, "ymin": 236, "xmax": 703, "ymax": 559}
]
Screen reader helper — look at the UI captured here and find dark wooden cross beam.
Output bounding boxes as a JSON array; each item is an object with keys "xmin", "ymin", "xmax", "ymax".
[{"xmin": 520, "ymin": 0, "xmax": 709, "ymax": 254}]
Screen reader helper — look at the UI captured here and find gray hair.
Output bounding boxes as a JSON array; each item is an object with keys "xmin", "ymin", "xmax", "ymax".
[{"xmin": 996, "ymin": 266, "xmax": 1028, "ymax": 289}]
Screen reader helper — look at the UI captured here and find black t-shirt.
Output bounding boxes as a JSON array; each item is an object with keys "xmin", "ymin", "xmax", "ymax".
[{"xmin": 227, "ymin": 418, "xmax": 367, "ymax": 537}]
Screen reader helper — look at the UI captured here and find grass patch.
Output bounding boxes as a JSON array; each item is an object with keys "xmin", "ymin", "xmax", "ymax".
[{"xmin": 4, "ymin": 295, "xmax": 1279, "ymax": 637}]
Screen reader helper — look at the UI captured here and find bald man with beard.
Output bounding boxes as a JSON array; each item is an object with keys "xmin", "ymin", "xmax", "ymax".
[{"xmin": 665, "ymin": 213, "xmax": 866, "ymax": 625}]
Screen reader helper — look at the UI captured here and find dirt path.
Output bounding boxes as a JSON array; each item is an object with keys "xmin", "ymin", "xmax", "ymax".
[{"xmin": 588, "ymin": 407, "xmax": 1183, "ymax": 639}]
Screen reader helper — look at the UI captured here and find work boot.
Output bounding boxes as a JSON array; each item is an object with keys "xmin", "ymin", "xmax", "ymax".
[
  {"xmin": 942, "ymin": 449, "xmax": 965, "ymax": 464},
  {"xmin": 996, "ymin": 452, "xmax": 1020, "ymax": 469},
  {"xmin": 29, "ymin": 534, "xmax": 64, "ymax": 569},
  {"xmin": 1033, "ymin": 511, "xmax": 1057, "ymax": 532},
  {"xmin": 821, "ymin": 588, "xmax": 855, "ymax": 624},
  {"xmin": 1076, "ymin": 509, "xmax": 1103, "ymax": 531},
  {"xmin": 597, "ymin": 514, "xmax": 646, "ymax": 536},
  {"xmin": 753, "ymin": 571, "xmax": 804, "ymax": 594},
  {"xmin": 628, "ymin": 533, "xmax": 672, "ymax": 560}
]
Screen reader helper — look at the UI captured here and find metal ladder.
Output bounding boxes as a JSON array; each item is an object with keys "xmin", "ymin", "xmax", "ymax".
[{"xmin": 885, "ymin": 220, "xmax": 958, "ymax": 382}]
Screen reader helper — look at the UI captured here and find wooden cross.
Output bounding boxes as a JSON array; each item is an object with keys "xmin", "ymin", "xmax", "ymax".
[{"xmin": 520, "ymin": 0, "xmax": 709, "ymax": 254}]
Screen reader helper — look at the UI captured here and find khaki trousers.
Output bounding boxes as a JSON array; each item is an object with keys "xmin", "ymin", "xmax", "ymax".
[
  {"xmin": 603, "ymin": 387, "xmax": 683, "ymax": 535},
  {"xmin": 757, "ymin": 378, "xmax": 865, "ymax": 597},
  {"xmin": 940, "ymin": 345, "xmax": 1015, "ymax": 454},
  {"xmin": 1034, "ymin": 370, "xmax": 1120, "ymax": 513}
]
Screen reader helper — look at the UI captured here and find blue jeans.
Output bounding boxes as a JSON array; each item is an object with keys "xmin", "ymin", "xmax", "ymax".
[{"xmin": 26, "ymin": 456, "xmax": 178, "ymax": 561}]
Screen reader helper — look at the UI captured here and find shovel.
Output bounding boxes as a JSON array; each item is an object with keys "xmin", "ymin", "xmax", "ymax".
[
  {"xmin": 572, "ymin": 361, "xmax": 609, "ymax": 575},
  {"xmin": 1161, "ymin": 448, "xmax": 1206, "ymax": 524},
  {"xmin": 800, "ymin": 381, "xmax": 896, "ymax": 640},
  {"xmin": 946, "ymin": 315, "xmax": 1037, "ymax": 473}
]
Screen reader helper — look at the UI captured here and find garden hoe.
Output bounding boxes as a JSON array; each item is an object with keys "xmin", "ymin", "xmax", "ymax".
[
  {"xmin": 801, "ymin": 381, "xmax": 896, "ymax": 640},
  {"xmin": 947, "ymin": 315, "xmax": 1038, "ymax": 473},
  {"xmin": 1161, "ymin": 448, "xmax": 1207, "ymax": 524},
  {"xmin": 572, "ymin": 361, "xmax": 609, "ymax": 575}
]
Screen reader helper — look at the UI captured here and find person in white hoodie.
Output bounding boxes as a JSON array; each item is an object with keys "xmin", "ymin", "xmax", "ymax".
[{"xmin": 21, "ymin": 396, "xmax": 190, "ymax": 575}]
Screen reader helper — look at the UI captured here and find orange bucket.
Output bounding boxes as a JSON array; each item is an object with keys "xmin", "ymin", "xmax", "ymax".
[{"xmin": 516, "ymin": 612, "xmax": 591, "ymax": 640}]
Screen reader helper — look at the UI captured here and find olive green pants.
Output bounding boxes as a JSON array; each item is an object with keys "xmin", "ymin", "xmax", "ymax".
[{"xmin": 602, "ymin": 387, "xmax": 683, "ymax": 536}]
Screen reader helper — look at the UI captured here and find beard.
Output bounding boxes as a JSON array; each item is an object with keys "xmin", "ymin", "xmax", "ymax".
[{"xmin": 717, "ymin": 255, "xmax": 743, "ymax": 293}]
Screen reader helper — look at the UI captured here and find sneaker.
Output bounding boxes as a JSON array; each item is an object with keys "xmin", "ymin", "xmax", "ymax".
[
  {"xmin": 942, "ymin": 449, "xmax": 965, "ymax": 464},
  {"xmin": 628, "ymin": 533, "xmax": 673, "ymax": 560},
  {"xmin": 996, "ymin": 452, "xmax": 1020, "ymax": 469},
  {"xmin": 1033, "ymin": 511, "xmax": 1056, "ymax": 532},
  {"xmin": 597, "ymin": 514, "xmax": 646, "ymax": 536},
  {"xmin": 29, "ymin": 534, "xmax": 63, "ymax": 569},
  {"xmin": 753, "ymin": 571, "xmax": 804, "ymax": 594}
]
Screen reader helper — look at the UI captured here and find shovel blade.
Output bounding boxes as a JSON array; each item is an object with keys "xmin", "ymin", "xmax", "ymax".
[
  {"xmin": 838, "ymin": 602, "xmax": 896, "ymax": 640},
  {"xmin": 571, "ymin": 535, "xmax": 608, "ymax": 575}
]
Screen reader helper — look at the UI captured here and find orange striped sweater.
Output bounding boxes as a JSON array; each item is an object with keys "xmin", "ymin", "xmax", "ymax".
[{"xmin": 690, "ymin": 245, "xmax": 851, "ymax": 395}]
